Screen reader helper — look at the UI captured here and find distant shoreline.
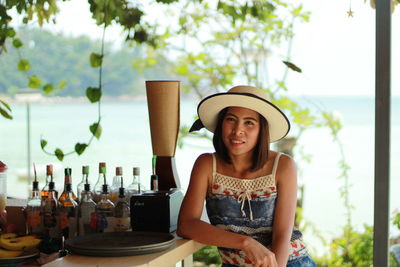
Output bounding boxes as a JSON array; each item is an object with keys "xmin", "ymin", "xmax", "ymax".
[{"xmin": 0, "ymin": 94, "xmax": 201, "ymax": 104}]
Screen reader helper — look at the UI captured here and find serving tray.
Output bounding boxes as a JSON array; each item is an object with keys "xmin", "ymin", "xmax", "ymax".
[{"xmin": 65, "ymin": 232, "xmax": 175, "ymax": 257}]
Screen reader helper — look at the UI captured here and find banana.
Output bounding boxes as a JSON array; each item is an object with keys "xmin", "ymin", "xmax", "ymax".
[
  {"xmin": 0, "ymin": 233, "xmax": 17, "ymax": 239},
  {"xmin": 0, "ymin": 234, "xmax": 41, "ymax": 251},
  {"xmin": 0, "ymin": 248, "xmax": 23, "ymax": 258}
]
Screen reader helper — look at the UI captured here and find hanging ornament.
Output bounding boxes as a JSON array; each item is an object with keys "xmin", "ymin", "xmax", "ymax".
[{"xmin": 348, "ymin": 0, "xmax": 354, "ymax": 17}]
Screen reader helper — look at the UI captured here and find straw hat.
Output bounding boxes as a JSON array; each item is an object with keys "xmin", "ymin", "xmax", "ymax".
[{"xmin": 189, "ymin": 85, "xmax": 290, "ymax": 142}]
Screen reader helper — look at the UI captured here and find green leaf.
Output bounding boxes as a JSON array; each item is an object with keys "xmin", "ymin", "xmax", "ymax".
[
  {"xmin": 43, "ymin": 83, "xmax": 54, "ymax": 94},
  {"xmin": 12, "ymin": 38, "xmax": 23, "ymax": 48},
  {"xmin": 90, "ymin": 122, "xmax": 102, "ymax": 139},
  {"xmin": 40, "ymin": 138, "xmax": 48, "ymax": 149},
  {"xmin": 55, "ymin": 148, "xmax": 64, "ymax": 161},
  {"xmin": 86, "ymin": 87, "xmax": 102, "ymax": 103},
  {"xmin": 0, "ymin": 106, "xmax": 13, "ymax": 120},
  {"xmin": 58, "ymin": 80, "xmax": 67, "ymax": 89},
  {"xmin": 90, "ymin": 53, "xmax": 103, "ymax": 68},
  {"xmin": 282, "ymin": 61, "xmax": 302, "ymax": 73},
  {"xmin": 18, "ymin": 59, "xmax": 30, "ymax": 71},
  {"xmin": 28, "ymin": 76, "xmax": 42, "ymax": 89},
  {"xmin": 7, "ymin": 28, "xmax": 16, "ymax": 38},
  {"xmin": 0, "ymin": 100, "xmax": 12, "ymax": 112},
  {"xmin": 74, "ymin": 143, "xmax": 88, "ymax": 155}
]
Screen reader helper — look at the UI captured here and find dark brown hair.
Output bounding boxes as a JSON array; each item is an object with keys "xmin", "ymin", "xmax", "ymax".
[{"xmin": 213, "ymin": 107, "xmax": 270, "ymax": 171}]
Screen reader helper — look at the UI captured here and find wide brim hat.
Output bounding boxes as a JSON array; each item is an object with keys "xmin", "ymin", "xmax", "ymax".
[{"xmin": 189, "ymin": 85, "xmax": 290, "ymax": 143}]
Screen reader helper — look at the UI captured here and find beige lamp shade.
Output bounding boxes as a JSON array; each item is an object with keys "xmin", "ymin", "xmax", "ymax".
[{"xmin": 146, "ymin": 80, "xmax": 180, "ymax": 157}]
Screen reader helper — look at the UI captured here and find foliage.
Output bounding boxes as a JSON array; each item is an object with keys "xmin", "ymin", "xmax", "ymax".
[
  {"xmin": 0, "ymin": 28, "xmax": 167, "ymax": 96},
  {"xmin": 314, "ymin": 224, "xmax": 399, "ymax": 267},
  {"xmin": 193, "ymin": 246, "xmax": 222, "ymax": 266},
  {"xmin": 0, "ymin": 0, "xmax": 178, "ymax": 160}
]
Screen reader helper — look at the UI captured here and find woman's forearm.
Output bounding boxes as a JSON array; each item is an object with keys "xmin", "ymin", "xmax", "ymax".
[
  {"xmin": 177, "ymin": 218, "xmax": 249, "ymax": 250},
  {"xmin": 271, "ymin": 238, "xmax": 290, "ymax": 267}
]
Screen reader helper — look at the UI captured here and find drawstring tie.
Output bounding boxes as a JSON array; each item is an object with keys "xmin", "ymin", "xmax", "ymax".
[{"xmin": 237, "ymin": 191, "xmax": 253, "ymax": 220}]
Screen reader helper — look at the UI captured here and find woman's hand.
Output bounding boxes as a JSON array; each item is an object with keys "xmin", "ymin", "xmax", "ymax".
[{"xmin": 242, "ymin": 236, "xmax": 278, "ymax": 267}]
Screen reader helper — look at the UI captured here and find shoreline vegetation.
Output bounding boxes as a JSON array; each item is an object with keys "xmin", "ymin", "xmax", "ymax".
[{"xmin": 0, "ymin": 94, "xmax": 153, "ymax": 104}]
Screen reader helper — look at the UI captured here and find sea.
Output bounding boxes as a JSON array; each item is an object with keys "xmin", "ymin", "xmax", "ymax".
[{"xmin": 0, "ymin": 95, "xmax": 399, "ymax": 256}]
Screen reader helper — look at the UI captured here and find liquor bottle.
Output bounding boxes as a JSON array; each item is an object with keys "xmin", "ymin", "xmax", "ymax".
[
  {"xmin": 26, "ymin": 169, "xmax": 43, "ymax": 236},
  {"xmin": 110, "ymin": 167, "xmax": 123, "ymax": 204},
  {"xmin": 42, "ymin": 179, "xmax": 59, "ymax": 238},
  {"xmin": 78, "ymin": 176, "xmax": 96, "ymax": 236},
  {"xmin": 77, "ymin": 166, "xmax": 89, "ymax": 202},
  {"xmin": 95, "ymin": 184, "xmax": 115, "ymax": 233},
  {"xmin": 41, "ymin": 165, "xmax": 58, "ymax": 200},
  {"xmin": 150, "ymin": 156, "xmax": 158, "ymax": 191},
  {"xmin": 58, "ymin": 168, "xmax": 78, "ymax": 239},
  {"xmin": 93, "ymin": 162, "xmax": 106, "ymax": 203},
  {"xmin": 59, "ymin": 168, "xmax": 78, "ymax": 203},
  {"xmin": 126, "ymin": 167, "xmax": 141, "ymax": 199},
  {"xmin": 114, "ymin": 178, "xmax": 131, "ymax": 232}
]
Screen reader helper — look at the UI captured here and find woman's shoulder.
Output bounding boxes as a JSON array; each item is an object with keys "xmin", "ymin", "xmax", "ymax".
[
  {"xmin": 193, "ymin": 153, "xmax": 214, "ymax": 169},
  {"xmin": 272, "ymin": 151, "xmax": 297, "ymax": 184},
  {"xmin": 270, "ymin": 150, "xmax": 295, "ymax": 165}
]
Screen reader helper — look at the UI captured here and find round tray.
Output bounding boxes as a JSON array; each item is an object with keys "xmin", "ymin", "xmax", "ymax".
[
  {"xmin": 0, "ymin": 249, "xmax": 39, "ymax": 265},
  {"xmin": 65, "ymin": 232, "xmax": 175, "ymax": 257}
]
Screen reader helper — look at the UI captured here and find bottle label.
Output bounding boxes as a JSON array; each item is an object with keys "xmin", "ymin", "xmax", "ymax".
[
  {"xmin": 79, "ymin": 211, "xmax": 96, "ymax": 236},
  {"xmin": 114, "ymin": 217, "xmax": 131, "ymax": 232},
  {"xmin": 96, "ymin": 214, "xmax": 114, "ymax": 232},
  {"xmin": 58, "ymin": 210, "xmax": 77, "ymax": 238},
  {"xmin": 27, "ymin": 210, "xmax": 41, "ymax": 227}
]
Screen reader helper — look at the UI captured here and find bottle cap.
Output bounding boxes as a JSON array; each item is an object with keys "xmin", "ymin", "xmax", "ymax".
[
  {"xmin": 133, "ymin": 167, "xmax": 140, "ymax": 176},
  {"xmin": 116, "ymin": 167, "xmax": 123, "ymax": 176},
  {"xmin": 66, "ymin": 184, "xmax": 72, "ymax": 191},
  {"xmin": 119, "ymin": 187, "xmax": 125, "ymax": 198},
  {"xmin": 102, "ymin": 184, "xmax": 108, "ymax": 194},
  {"xmin": 46, "ymin": 164, "xmax": 53, "ymax": 175},
  {"xmin": 32, "ymin": 181, "xmax": 39, "ymax": 190},
  {"xmin": 82, "ymin": 166, "xmax": 89, "ymax": 175},
  {"xmin": 64, "ymin": 168, "xmax": 71, "ymax": 176},
  {"xmin": 99, "ymin": 162, "xmax": 106, "ymax": 173},
  {"xmin": 0, "ymin": 161, "xmax": 7, "ymax": 172},
  {"xmin": 49, "ymin": 181, "xmax": 55, "ymax": 190},
  {"xmin": 84, "ymin": 183, "xmax": 90, "ymax": 191}
]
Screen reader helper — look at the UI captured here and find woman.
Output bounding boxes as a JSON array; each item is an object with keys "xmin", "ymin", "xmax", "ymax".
[{"xmin": 177, "ymin": 85, "xmax": 315, "ymax": 267}]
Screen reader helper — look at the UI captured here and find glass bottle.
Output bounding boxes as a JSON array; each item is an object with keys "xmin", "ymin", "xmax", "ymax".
[
  {"xmin": 110, "ymin": 167, "xmax": 123, "ymax": 204},
  {"xmin": 114, "ymin": 180, "xmax": 131, "ymax": 232},
  {"xmin": 93, "ymin": 162, "xmax": 106, "ymax": 203},
  {"xmin": 58, "ymin": 168, "xmax": 78, "ymax": 239},
  {"xmin": 42, "ymin": 180, "xmax": 59, "ymax": 238},
  {"xmin": 59, "ymin": 168, "xmax": 78, "ymax": 203},
  {"xmin": 77, "ymin": 166, "xmax": 89, "ymax": 202},
  {"xmin": 78, "ymin": 181, "xmax": 96, "ymax": 236},
  {"xmin": 95, "ymin": 184, "xmax": 115, "ymax": 233},
  {"xmin": 41, "ymin": 164, "xmax": 58, "ymax": 200},
  {"xmin": 126, "ymin": 167, "xmax": 141, "ymax": 200},
  {"xmin": 26, "ymin": 178, "xmax": 43, "ymax": 236}
]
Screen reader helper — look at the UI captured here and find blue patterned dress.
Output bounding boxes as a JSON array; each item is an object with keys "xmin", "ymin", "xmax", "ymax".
[{"xmin": 205, "ymin": 153, "xmax": 315, "ymax": 267}]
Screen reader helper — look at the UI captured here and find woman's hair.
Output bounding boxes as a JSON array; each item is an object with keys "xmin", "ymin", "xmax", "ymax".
[{"xmin": 213, "ymin": 107, "xmax": 270, "ymax": 171}]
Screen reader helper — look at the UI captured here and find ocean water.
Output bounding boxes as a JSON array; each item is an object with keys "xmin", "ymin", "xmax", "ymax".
[{"xmin": 0, "ymin": 95, "xmax": 399, "ymax": 255}]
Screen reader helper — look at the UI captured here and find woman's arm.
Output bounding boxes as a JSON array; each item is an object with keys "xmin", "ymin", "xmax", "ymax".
[
  {"xmin": 271, "ymin": 154, "xmax": 298, "ymax": 267},
  {"xmin": 177, "ymin": 153, "xmax": 277, "ymax": 267}
]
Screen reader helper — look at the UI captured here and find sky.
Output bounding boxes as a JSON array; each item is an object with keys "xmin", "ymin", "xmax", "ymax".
[{"xmin": 13, "ymin": 0, "xmax": 400, "ymax": 96}]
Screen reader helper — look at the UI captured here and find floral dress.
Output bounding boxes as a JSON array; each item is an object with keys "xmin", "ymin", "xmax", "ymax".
[{"xmin": 205, "ymin": 153, "xmax": 315, "ymax": 267}]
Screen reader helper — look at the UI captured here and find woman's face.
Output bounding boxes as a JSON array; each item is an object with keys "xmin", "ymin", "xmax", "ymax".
[{"xmin": 221, "ymin": 106, "xmax": 261, "ymax": 158}]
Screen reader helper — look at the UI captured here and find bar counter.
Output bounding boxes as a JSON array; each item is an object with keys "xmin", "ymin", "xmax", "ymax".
[{"xmin": 43, "ymin": 237, "xmax": 205, "ymax": 267}]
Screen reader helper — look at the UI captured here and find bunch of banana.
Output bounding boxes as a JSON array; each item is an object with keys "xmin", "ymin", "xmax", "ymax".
[{"xmin": 0, "ymin": 233, "xmax": 41, "ymax": 258}]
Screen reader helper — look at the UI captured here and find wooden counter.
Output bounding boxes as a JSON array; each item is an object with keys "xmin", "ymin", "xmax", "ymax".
[{"xmin": 43, "ymin": 238, "xmax": 205, "ymax": 267}]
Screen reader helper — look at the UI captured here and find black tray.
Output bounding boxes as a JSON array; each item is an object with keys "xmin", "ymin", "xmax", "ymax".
[{"xmin": 65, "ymin": 232, "xmax": 175, "ymax": 257}]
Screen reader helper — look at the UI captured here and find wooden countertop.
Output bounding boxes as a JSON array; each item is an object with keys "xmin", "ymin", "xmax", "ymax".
[{"xmin": 43, "ymin": 237, "xmax": 205, "ymax": 267}]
